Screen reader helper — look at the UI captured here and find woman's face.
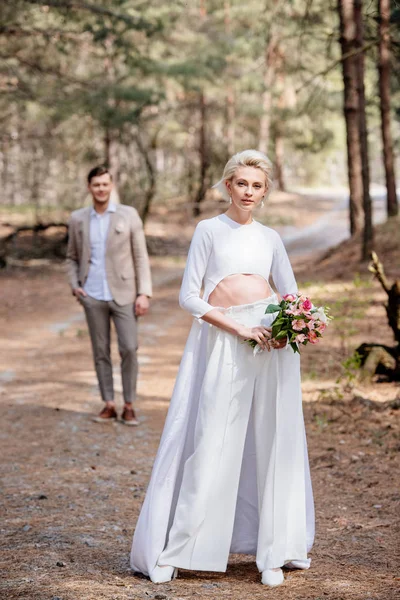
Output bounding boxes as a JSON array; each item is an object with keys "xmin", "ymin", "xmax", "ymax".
[{"xmin": 225, "ymin": 166, "xmax": 267, "ymax": 213}]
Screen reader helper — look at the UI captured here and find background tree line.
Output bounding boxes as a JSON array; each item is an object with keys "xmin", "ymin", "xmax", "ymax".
[{"xmin": 0, "ymin": 0, "xmax": 398, "ymax": 255}]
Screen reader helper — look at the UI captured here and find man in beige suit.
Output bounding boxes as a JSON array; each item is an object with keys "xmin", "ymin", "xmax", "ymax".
[{"xmin": 66, "ymin": 165, "xmax": 152, "ymax": 425}]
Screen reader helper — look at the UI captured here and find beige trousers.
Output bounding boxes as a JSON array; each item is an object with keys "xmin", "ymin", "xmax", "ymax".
[{"xmin": 80, "ymin": 295, "xmax": 138, "ymax": 404}]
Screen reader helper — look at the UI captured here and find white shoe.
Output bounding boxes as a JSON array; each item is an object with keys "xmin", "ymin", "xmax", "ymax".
[
  {"xmin": 285, "ymin": 558, "xmax": 311, "ymax": 570},
  {"xmin": 261, "ymin": 568, "xmax": 284, "ymax": 587},
  {"xmin": 150, "ymin": 565, "xmax": 178, "ymax": 584}
]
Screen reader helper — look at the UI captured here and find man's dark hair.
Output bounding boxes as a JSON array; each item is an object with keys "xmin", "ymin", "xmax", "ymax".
[{"xmin": 87, "ymin": 165, "xmax": 112, "ymax": 184}]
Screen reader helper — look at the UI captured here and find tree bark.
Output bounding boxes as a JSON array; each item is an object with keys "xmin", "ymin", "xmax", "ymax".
[
  {"xmin": 193, "ymin": 92, "xmax": 209, "ymax": 217},
  {"xmin": 134, "ymin": 132, "xmax": 156, "ymax": 224},
  {"xmin": 224, "ymin": 1, "xmax": 235, "ymax": 158},
  {"xmin": 258, "ymin": 34, "xmax": 277, "ymax": 155},
  {"xmin": 354, "ymin": 0, "xmax": 373, "ymax": 260},
  {"xmin": 378, "ymin": 0, "xmax": 398, "ymax": 218},
  {"xmin": 104, "ymin": 127, "xmax": 120, "ymax": 203},
  {"xmin": 225, "ymin": 88, "xmax": 236, "ymax": 158},
  {"xmin": 337, "ymin": 0, "xmax": 364, "ymax": 236},
  {"xmin": 274, "ymin": 133, "xmax": 285, "ymax": 191},
  {"xmin": 369, "ymin": 251, "xmax": 400, "ymax": 346}
]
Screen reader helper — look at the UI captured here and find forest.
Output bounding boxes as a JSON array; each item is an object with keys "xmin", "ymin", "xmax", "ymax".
[{"xmin": 1, "ymin": 1, "xmax": 398, "ymax": 231}]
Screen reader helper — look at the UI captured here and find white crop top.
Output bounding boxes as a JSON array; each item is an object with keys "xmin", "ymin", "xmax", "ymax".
[{"xmin": 179, "ymin": 213, "xmax": 298, "ymax": 319}]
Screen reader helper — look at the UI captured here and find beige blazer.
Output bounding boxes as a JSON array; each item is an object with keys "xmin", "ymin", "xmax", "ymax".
[{"xmin": 66, "ymin": 204, "xmax": 152, "ymax": 306}]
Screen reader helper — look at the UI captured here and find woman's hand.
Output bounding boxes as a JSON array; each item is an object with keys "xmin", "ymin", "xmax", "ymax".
[
  {"xmin": 270, "ymin": 336, "xmax": 287, "ymax": 350},
  {"xmin": 202, "ymin": 310, "xmax": 286, "ymax": 349},
  {"xmin": 238, "ymin": 325, "xmax": 273, "ymax": 351}
]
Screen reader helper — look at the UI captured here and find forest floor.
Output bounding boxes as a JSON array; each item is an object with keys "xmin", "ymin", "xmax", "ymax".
[{"xmin": 0, "ymin": 196, "xmax": 399, "ymax": 600}]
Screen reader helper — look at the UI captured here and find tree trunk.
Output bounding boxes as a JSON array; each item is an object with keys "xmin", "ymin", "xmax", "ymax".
[
  {"xmin": 369, "ymin": 251, "xmax": 400, "ymax": 346},
  {"xmin": 135, "ymin": 132, "xmax": 156, "ymax": 224},
  {"xmin": 274, "ymin": 133, "xmax": 285, "ymax": 191},
  {"xmin": 224, "ymin": 1, "xmax": 235, "ymax": 158},
  {"xmin": 225, "ymin": 88, "xmax": 236, "ymax": 158},
  {"xmin": 258, "ymin": 34, "xmax": 277, "ymax": 155},
  {"xmin": 104, "ymin": 127, "xmax": 120, "ymax": 203},
  {"xmin": 378, "ymin": 0, "xmax": 398, "ymax": 218},
  {"xmin": 337, "ymin": 0, "xmax": 364, "ymax": 236},
  {"xmin": 193, "ymin": 92, "xmax": 209, "ymax": 217},
  {"xmin": 354, "ymin": 0, "xmax": 373, "ymax": 260}
]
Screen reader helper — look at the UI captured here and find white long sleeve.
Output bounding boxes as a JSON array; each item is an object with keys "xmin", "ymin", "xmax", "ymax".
[
  {"xmin": 179, "ymin": 222, "xmax": 215, "ymax": 319},
  {"xmin": 179, "ymin": 213, "xmax": 297, "ymax": 319},
  {"xmin": 270, "ymin": 233, "xmax": 298, "ymax": 297}
]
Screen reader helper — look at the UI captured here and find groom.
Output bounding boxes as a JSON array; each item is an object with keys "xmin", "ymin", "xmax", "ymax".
[{"xmin": 66, "ymin": 165, "xmax": 152, "ymax": 425}]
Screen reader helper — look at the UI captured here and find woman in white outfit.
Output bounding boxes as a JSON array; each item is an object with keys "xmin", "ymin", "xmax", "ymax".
[{"xmin": 130, "ymin": 150, "xmax": 315, "ymax": 588}]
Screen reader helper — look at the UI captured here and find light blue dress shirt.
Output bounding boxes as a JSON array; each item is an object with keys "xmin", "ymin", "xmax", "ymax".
[{"xmin": 84, "ymin": 203, "xmax": 116, "ymax": 301}]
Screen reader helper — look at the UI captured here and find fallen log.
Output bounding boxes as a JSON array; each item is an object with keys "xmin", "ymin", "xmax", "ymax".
[
  {"xmin": 1, "ymin": 222, "xmax": 68, "ymax": 244},
  {"xmin": 0, "ymin": 222, "xmax": 68, "ymax": 266},
  {"xmin": 354, "ymin": 252, "xmax": 400, "ymax": 381}
]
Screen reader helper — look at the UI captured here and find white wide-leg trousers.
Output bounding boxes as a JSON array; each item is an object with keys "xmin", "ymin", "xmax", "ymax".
[{"xmin": 158, "ymin": 297, "xmax": 310, "ymax": 573}]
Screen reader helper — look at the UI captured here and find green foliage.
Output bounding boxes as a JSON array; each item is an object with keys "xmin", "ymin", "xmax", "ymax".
[
  {"xmin": 0, "ymin": 0, "xmax": 398, "ymax": 214},
  {"xmin": 314, "ymin": 412, "xmax": 329, "ymax": 431},
  {"xmin": 76, "ymin": 328, "xmax": 88, "ymax": 338},
  {"xmin": 339, "ymin": 351, "xmax": 363, "ymax": 385}
]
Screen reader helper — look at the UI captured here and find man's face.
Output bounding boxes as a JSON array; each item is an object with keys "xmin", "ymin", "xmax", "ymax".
[{"xmin": 88, "ymin": 173, "xmax": 113, "ymax": 203}]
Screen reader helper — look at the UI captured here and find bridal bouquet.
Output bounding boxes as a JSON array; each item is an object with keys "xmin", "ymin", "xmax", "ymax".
[{"xmin": 247, "ymin": 293, "xmax": 332, "ymax": 354}]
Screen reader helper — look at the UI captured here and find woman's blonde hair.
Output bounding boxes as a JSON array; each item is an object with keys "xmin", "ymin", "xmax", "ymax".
[{"xmin": 212, "ymin": 149, "xmax": 274, "ymax": 202}]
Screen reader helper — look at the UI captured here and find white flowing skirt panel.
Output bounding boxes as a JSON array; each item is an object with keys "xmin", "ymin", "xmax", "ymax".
[{"xmin": 130, "ymin": 296, "xmax": 315, "ymax": 578}]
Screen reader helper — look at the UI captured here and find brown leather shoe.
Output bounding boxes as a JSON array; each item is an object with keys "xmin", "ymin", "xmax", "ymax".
[
  {"xmin": 93, "ymin": 405, "xmax": 117, "ymax": 423},
  {"xmin": 121, "ymin": 405, "xmax": 139, "ymax": 426}
]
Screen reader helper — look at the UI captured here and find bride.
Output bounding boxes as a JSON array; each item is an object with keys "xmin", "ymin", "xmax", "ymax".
[{"xmin": 130, "ymin": 149, "xmax": 314, "ymax": 588}]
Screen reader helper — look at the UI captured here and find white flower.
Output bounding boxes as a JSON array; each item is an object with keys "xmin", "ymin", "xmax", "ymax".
[
  {"xmin": 316, "ymin": 307, "xmax": 328, "ymax": 323},
  {"xmin": 253, "ymin": 344, "xmax": 264, "ymax": 357}
]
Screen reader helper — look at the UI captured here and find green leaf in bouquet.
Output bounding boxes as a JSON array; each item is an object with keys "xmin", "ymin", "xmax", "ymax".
[
  {"xmin": 271, "ymin": 325, "xmax": 281, "ymax": 338},
  {"xmin": 290, "ymin": 342, "xmax": 300, "ymax": 353},
  {"xmin": 265, "ymin": 304, "xmax": 282, "ymax": 314},
  {"xmin": 274, "ymin": 330, "xmax": 287, "ymax": 340},
  {"xmin": 271, "ymin": 317, "xmax": 285, "ymax": 326}
]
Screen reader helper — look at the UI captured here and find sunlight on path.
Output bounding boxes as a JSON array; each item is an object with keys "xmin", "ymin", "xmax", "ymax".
[{"xmin": 283, "ymin": 185, "xmax": 390, "ymax": 257}]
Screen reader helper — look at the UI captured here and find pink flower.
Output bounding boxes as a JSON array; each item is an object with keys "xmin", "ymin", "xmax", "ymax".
[
  {"xmin": 308, "ymin": 331, "xmax": 319, "ymax": 344},
  {"xmin": 303, "ymin": 298, "xmax": 312, "ymax": 311},
  {"xmin": 306, "ymin": 320, "xmax": 315, "ymax": 330},
  {"xmin": 295, "ymin": 333, "xmax": 307, "ymax": 344},
  {"xmin": 283, "ymin": 294, "xmax": 296, "ymax": 302},
  {"xmin": 287, "ymin": 308, "xmax": 303, "ymax": 316},
  {"xmin": 292, "ymin": 319, "xmax": 306, "ymax": 331},
  {"xmin": 317, "ymin": 323, "xmax": 326, "ymax": 334}
]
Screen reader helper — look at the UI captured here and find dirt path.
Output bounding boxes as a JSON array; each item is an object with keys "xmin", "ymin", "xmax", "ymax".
[
  {"xmin": 1, "ymin": 258, "xmax": 399, "ymax": 600},
  {"xmin": 280, "ymin": 186, "xmax": 388, "ymax": 258}
]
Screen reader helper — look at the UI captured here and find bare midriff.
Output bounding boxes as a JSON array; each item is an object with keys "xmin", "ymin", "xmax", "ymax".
[{"xmin": 208, "ymin": 274, "xmax": 273, "ymax": 308}]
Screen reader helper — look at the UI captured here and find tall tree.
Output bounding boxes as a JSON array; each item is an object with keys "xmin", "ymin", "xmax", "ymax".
[
  {"xmin": 354, "ymin": 0, "xmax": 373, "ymax": 259},
  {"xmin": 224, "ymin": 0, "xmax": 235, "ymax": 157},
  {"xmin": 193, "ymin": 92, "xmax": 209, "ymax": 217},
  {"xmin": 337, "ymin": 0, "xmax": 364, "ymax": 236},
  {"xmin": 258, "ymin": 32, "xmax": 277, "ymax": 155},
  {"xmin": 378, "ymin": 0, "xmax": 398, "ymax": 218}
]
